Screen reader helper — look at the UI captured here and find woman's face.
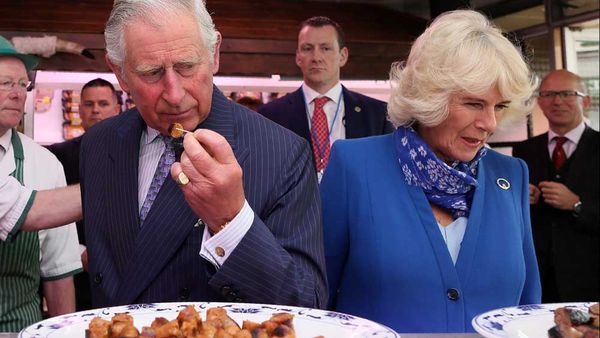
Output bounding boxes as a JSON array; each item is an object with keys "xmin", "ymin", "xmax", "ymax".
[{"xmin": 418, "ymin": 86, "xmax": 510, "ymax": 163}]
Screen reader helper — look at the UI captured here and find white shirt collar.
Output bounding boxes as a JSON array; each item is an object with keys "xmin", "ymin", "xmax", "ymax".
[
  {"xmin": 143, "ymin": 126, "xmax": 162, "ymax": 145},
  {"xmin": 0, "ymin": 129, "xmax": 12, "ymax": 155},
  {"xmin": 302, "ymin": 82, "xmax": 343, "ymax": 105},
  {"xmin": 548, "ymin": 120, "xmax": 586, "ymax": 145}
]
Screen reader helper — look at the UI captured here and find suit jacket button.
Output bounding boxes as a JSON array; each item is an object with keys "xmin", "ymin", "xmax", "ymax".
[
  {"xmin": 94, "ymin": 273, "xmax": 103, "ymax": 284},
  {"xmin": 221, "ymin": 285, "xmax": 232, "ymax": 297},
  {"xmin": 226, "ymin": 291, "xmax": 238, "ymax": 302},
  {"xmin": 179, "ymin": 287, "xmax": 190, "ymax": 300},
  {"xmin": 447, "ymin": 288, "xmax": 460, "ymax": 301},
  {"xmin": 234, "ymin": 297, "xmax": 243, "ymax": 302}
]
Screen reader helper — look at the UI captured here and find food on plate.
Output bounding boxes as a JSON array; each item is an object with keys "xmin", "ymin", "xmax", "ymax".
[
  {"xmin": 548, "ymin": 303, "xmax": 599, "ymax": 338},
  {"xmin": 86, "ymin": 305, "xmax": 304, "ymax": 338}
]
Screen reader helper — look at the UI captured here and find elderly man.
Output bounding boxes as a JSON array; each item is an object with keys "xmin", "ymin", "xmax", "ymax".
[
  {"xmin": 513, "ymin": 69, "xmax": 599, "ymax": 302},
  {"xmin": 81, "ymin": 0, "xmax": 326, "ymax": 308},
  {"xmin": 46, "ymin": 78, "xmax": 120, "ymax": 311},
  {"xmin": 0, "ymin": 36, "xmax": 81, "ymax": 331},
  {"xmin": 259, "ymin": 16, "xmax": 393, "ymax": 181},
  {"xmin": 1, "ymin": 176, "xmax": 81, "ymax": 241}
]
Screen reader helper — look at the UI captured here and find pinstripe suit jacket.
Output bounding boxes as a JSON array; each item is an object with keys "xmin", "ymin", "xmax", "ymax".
[{"xmin": 80, "ymin": 87, "xmax": 327, "ymax": 308}]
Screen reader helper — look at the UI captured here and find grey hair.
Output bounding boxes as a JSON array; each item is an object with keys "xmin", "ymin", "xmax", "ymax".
[
  {"xmin": 105, "ymin": 0, "xmax": 218, "ymax": 69},
  {"xmin": 387, "ymin": 10, "xmax": 537, "ymax": 128}
]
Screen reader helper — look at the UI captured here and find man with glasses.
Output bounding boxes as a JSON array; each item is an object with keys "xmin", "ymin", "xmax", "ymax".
[
  {"xmin": 0, "ymin": 36, "xmax": 82, "ymax": 331},
  {"xmin": 513, "ymin": 69, "xmax": 599, "ymax": 302}
]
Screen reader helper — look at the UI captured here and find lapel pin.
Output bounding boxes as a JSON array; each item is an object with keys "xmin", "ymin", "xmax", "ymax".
[
  {"xmin": 354, "ymin": 106, "xmax": 361, "ymax": 112},
  {"xmin": 496, "ymin": 178, "xmax": 510, "ymax": 190}
]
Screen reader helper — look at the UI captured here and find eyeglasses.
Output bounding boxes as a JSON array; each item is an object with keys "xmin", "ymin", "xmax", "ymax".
[
  {"xmin": 538, "ymin": 90, "xmax": 585, "ymax": 99},
  {"xmin": 0, "ymin": 78, "xmax": 33, "ymax": 92}
]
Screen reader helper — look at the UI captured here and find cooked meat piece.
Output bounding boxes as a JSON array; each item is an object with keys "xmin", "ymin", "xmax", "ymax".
[{"xmin": 87, "ymin": 317, "xmax": 111, "ymax": 338}]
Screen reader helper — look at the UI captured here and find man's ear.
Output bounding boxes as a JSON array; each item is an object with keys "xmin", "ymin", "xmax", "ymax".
[
  {"xmin": 211, "ymin": 32, "xmax": 222, "ymax": 75},
  {"xmin": 295, "ymin": 49, "xmax": 302, "ymax": 68},
  {"xmin": 106, "ymin": 55, "xmax": 129, "ymax": 93},
  {"xmin": 339, "ymin": 46, "xmax": 349, "ymax": 68}
]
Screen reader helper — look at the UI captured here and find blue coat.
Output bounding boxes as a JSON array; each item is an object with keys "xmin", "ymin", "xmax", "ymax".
[
  {"xmin": 321, "ymin": 134, "xmax": 541, "ymax": 333},
  {"xmin": 80, "ymin": 87, "xmax": 327, "ymax": 309}
]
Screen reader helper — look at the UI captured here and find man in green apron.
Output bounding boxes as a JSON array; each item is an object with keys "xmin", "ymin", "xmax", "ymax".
[{"xmin": 0, "ymin": 36, "xmax": 82, "ymax": 332}]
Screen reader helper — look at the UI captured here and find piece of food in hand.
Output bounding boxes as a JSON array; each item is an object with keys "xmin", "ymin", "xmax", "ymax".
[{"xmin": 168, "ymin": 123, "xmax": 189, "ymax": 139}]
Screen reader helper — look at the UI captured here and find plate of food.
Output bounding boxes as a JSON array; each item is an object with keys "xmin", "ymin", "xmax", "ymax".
[
  {"xmin": 472, "ymin": 302, "xmax": 599, "ymax": 338},
  {"xmin": 19, "ymin": 302, "xmax": 399, "ymax": 338}
]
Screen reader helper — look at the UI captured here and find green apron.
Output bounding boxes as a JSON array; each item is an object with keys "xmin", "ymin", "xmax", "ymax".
[{"xmin": 0, "ymin": 130, "xmax": 41, "ymax": 332}]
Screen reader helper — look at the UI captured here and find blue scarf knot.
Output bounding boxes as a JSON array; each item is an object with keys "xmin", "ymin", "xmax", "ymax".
[{"xmin": 394, "ymin": 126, "xmax": 487, "ymax": 219}]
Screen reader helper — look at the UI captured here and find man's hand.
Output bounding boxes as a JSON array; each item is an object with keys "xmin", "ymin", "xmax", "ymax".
[
  {"xmin": 529, "ymin": 183, "xmax": 541, "ymax": 205},
  {"xmin": 170, "ymin": 130, "xmax": 245, "ymax": 234},
  {"xmin": 538, "ymin": 181, "xmax": 579, "ymax": 210}
]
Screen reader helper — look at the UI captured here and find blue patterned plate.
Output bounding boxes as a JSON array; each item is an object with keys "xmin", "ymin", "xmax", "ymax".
[
  {"xmin": 19, "ymin": 302, "xmax": 400, "ymax": 338},
  {"xmin": 472, "ymin": 302, "xmax": 595, "ymax": 338}
]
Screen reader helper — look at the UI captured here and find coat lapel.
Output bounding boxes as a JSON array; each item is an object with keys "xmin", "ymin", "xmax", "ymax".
[
  {"xmin": 454, "ymin": 160, "xmax": 485, "ymax": 279},
  {"xmin": 342, "ymin": 86, "xmax": 364, "ymax": 139},
  {"xmin": 104, "ymin": 111, "xmax": 145, "ymax": 273},
  {"xmin": 115, "ymin": 87, "xmax": 246, "ymax": 303},
  {"xmin": 286, "ymin": 88, "xmax": 311, "ymax": 143}
]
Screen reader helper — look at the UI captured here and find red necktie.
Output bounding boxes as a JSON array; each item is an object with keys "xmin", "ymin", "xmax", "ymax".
[
  {"xmin": 552, "ymin": 136, "xmax": 568, "ymax": 170},
  {"xmin": 311, "ymin": 96, "xmax": 331, "ymax": 172}
]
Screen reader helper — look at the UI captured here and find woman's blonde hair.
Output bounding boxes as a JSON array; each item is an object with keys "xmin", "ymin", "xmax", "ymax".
[{"xmin": 387, "ymin": 10, "xmax": 537, "ymax": 128}]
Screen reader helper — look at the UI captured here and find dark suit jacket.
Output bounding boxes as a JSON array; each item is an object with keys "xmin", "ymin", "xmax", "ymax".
[
  {"xmin": 258, "ymin": 86, "xmax": 394, "ymax": 154},
  {"xmin": 45, "ymin": 136, "xmax": 82, "ymax": 185},
  {"xmin": 80, "ymin": 87, "xmax": 327, "ymax": 308},
  {"xmin": 512, "ymin": 126, "xmax": 599, "ymax": 301}
]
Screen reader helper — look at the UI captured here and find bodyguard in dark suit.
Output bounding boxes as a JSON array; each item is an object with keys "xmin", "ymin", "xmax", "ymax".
[
  {"xmin": 46, "ymin": 78, "xmax": 120, "ymax": 311},
  {"xmin": 258, "ymin": 17, "xmax": 393, "ymax": 179},
  {"xmin": 513, "ymin": 69, "xmax": 599, "ymax": 302},
  {"xmin": 81, "ymin": 0, "xmax": 326, "ymax": 308}
]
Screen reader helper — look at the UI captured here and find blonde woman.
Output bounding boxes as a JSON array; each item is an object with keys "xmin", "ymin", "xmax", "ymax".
[{"xmin": 321, "ymin": 10, "xmax": 541, "ymax": 333}]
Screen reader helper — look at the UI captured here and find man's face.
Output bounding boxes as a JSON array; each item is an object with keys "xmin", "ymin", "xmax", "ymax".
[
  {"xmin": 79, "ymin": 86, "xmax": 120, "ymax": 130},
  {"xmin": 0, "ymin": 57, "xmax": 28, "ymax": 136},
  {"xmin": 108, "ymin": 12, "xmax": 221, "ymax": 134},
  {"xmin": 537, "ymin": 71, "xmax": 590, "ymax": 133},
  {"xmin": 296, "ymin": 25, "xmax": 348, "ymax": 93}
]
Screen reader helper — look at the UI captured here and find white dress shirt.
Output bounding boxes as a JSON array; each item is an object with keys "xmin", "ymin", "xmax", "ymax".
[
  {"xmin": 302, "ymin": 82, "xmax": 346, "ymax": 144},
  {"xmin": 547, "ymin": 120, "xmax": 586, "ymax": 158}
]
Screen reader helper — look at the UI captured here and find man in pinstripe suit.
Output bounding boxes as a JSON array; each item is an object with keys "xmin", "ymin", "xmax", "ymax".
[{"xmin": 80, "ymin": 0, "xmax": 326, "ymax": 309}]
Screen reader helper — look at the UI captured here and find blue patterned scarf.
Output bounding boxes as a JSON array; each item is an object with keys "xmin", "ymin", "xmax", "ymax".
[{"xmin": 394, "ymin": 126, "xmax": 487, "ymax": 219}]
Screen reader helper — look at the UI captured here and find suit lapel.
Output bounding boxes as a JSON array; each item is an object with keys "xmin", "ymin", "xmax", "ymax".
[
  {"xmin": 342, "ymin": 86, "xmax": 361, "ymax": 139},
  {"xmin": 565, "ymin": 127, "xmax": 593, "ymax": 187},
  {"xmin": 104, "ymin": 111, "xmax": 145, "ymax": 272},
  {"xmin": 115, "ymin": 87, "xmax": 247, "ymax": 303},
  {"xmin": 287, "ymin": 88, "xmax": 311, "ymax": 143}
]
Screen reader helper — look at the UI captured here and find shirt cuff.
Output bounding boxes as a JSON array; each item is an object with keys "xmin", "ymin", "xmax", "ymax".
[
  {"xmin": 199, "ymin": 200, "xmax": 254, "ymax": 269},
  {"xmin": 1, "ymin": 188, "xmax": 35, "ymax": 242}
]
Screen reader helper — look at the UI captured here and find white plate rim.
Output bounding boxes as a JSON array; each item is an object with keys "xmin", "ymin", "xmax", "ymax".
[
  {"xmin": 471, "ymin": 302, "xmax": 596, "ymax": 338},
  {"xmin": 18, "ymin": 301, "xmax": 401, "ymax": 338}
]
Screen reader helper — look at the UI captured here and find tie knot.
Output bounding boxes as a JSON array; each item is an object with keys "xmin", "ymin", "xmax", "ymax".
[
  {"xmin": 313, "ymin": 96, "xmax": 329, "ymax": 109},
  {"xmin": 554, "ymin": 136, "xmax": 568, "ymax": 147}
]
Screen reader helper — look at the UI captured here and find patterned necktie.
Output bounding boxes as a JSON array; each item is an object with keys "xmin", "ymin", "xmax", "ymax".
[
  {"xmin": 139, "ymin": 135, "xmax": 176, "ymax": 224},
  {"xmin": 311, "ymin": 96, "xmax": 331, "ymax": 172},
  {"xmin": 552, "ymin": 136, "xmax": 568, "ymax": 170}
]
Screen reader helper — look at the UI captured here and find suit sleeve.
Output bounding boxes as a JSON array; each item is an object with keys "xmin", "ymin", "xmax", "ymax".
[
  {"xmin": 320, "ymin": 141, "xmax": 350, "ymax": 309},
  {"xmin": 516, "ymin": 159, "xmax": 542, "ymax": 304},
  {"xmin": 208, "ymin": 136, "xmax": 328, "ymax": 308}
]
